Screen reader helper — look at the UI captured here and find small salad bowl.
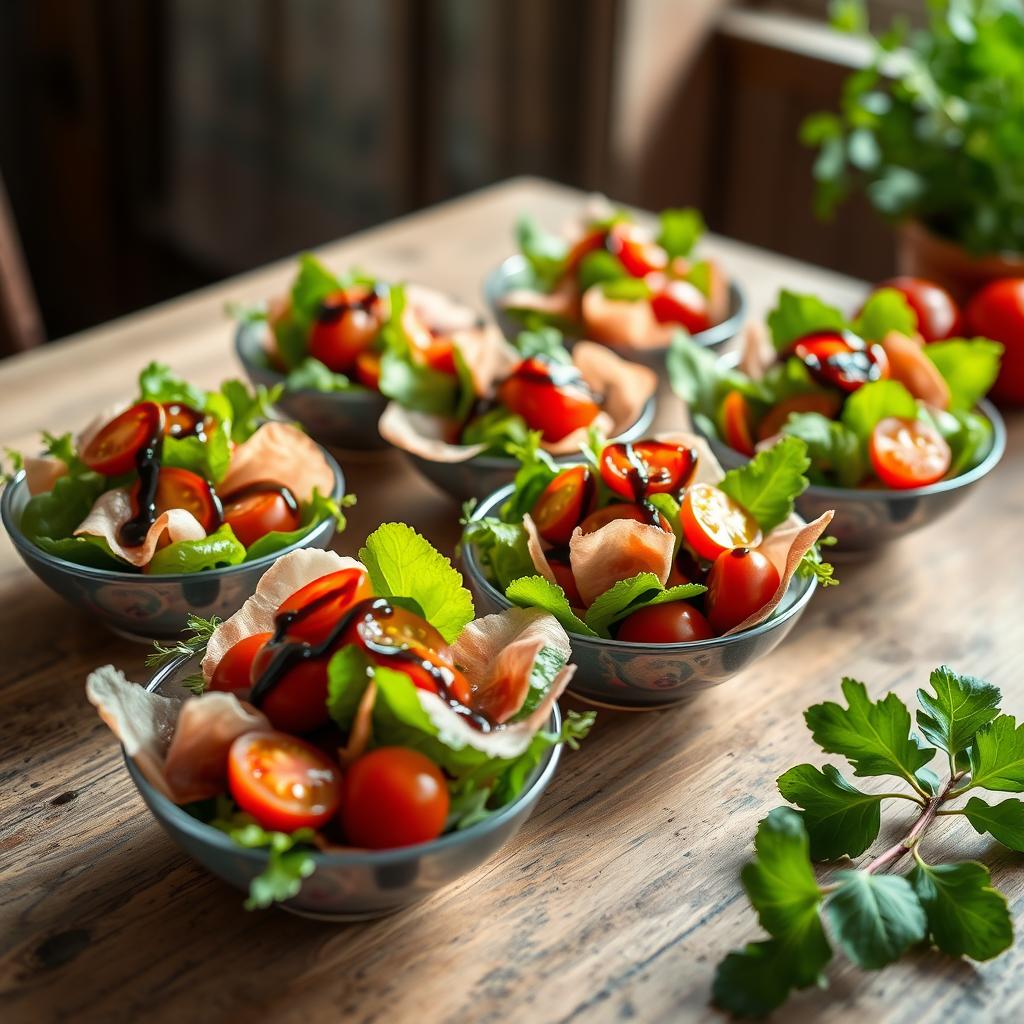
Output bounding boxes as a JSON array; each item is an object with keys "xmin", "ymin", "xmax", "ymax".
[
  {"xmin": 484, "ymin": 254, "xmax": 747, "ymax": 368},
  {"xmin": 235, "ymin": 319, "xmax": 390, "ymax": 453},
  {"xmin": 127, "ymin": 653, "xmax": 562, "ymax": 920},
  {"xmin": 462, "ymin": 483, "xmax": 818, "ymax": 710},
  {"xmin": 1, "ymin": 452, "xmax": 345, "ymax": 642}
]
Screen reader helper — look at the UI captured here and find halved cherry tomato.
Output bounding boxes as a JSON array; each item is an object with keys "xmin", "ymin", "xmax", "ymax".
[
  {"xmin": 548, "ymin": 557, "xmax": 583, "ymax": 607},
  {"xmin": 649, "ymin": 278, "xmax": 711, "ymax": 333},
  {"xmin": 497, "ymin": 358, "xmax": 601, "ymax": 443},
  {"xmin": 720, "ymin": 391, "xmax": 755, "ymax": 456},
  {"xmin": 680, "ymin": 483, "xmax": 762, "ymax": 561},
  {"xmin": 162, "ymin": 402, "xmax": 207, "ymax": 440},
  {"xmin": 276, "ymin": 568, "xmax": 374, "ymax": 646},
  {"xmin": 756, "ymin": 392, "xmax": 842, "ymax": 441},
  {"xmin": 354, "ymin": 350, "xmax": 382, "ymax": 390},
  {"xmin": 222, "ymin": 484, "xmax": 301, "ymax": 548},
  {"xmin": 341, "ymin": 598, "xmax": 472, "ymax": 706},
  {"xmin": 532, "ymin": 466, "xmax": 594, "ymax": 545},
  {"xmin": 579, "ymin": 502, "xmax": 670, "ymax": 534},
  {"xmin": 872, "ymin": 277, "xmax": 961, "ymax": 342},
  {"xmin": 420, "ymin": 336, "xmax": 458, "ymax": 376},
  {"xmin": 607, "ymin": 222, "xmax": 667, "ymax": 278},
  {"xmin": 341, "ymin": 747, "xmax": 448, "ymax": 849},
  {"xmin": 228, "ymin": 731, "xmax": 341, "ymax": 833},
  {"xmin": 705, "ymin": 548, "xmax": 781, "ymax": 634},
  {"xmin": 616, "ymin": 601, "xmax": 714, "ymax": 644},
  {"xmin": 309, "ymin": 287, "xmax": 383, "ymax": 372},
  {"xmin": 209, "ymin": 631, "xmax": 272, "ymax": 694},
  {"xmin": 82, "ymin": 401, "xmax": 165, "ymax": 476},
  {"xmin": 131, "ymin": 466, "xmax": 221, "ymax": 533},
  {"xmin": 790, "ymin": 331, "xmax": 889, "ymax": 393},
  {"xmin": 600, "ymin": 441, "xmax": 698, "ymax": 500},
  {"xmin": 868, "ymin": 417, "xmax": 951, "ymax": 489}
]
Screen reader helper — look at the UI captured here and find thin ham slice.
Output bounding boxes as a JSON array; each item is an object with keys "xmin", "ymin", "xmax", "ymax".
[
  {"xmin": 202, "ymin": 548, "xmax": 363, "ymax": 682},
  {"xmin": 406, "ymin": 283, "xmax": 481, "ymax": 334},
  {"xmin": 581, "ymin": 287, "xmax": 676, "ymax": 350},
  {"xmin": 219, "ymin": 421, "xmax": 335, "ymax": 504},
  {"xmin": 523, "ymin": 514, "xmax": 557, "ymax": 583},
  {"xmin": 570, "ymin": 519, "xmax": 676, "ymax": 607},
  {"xmin": 24, "ymin": 455, "xmax": 67, "ymax": 496},
  {"xmin": 881, "ymin": 330, "xmax": 951, "ymax": 410},
  {"xmin": 450, "ymin": 324, "xmax": 521, "ymax": 398},
  {"xmin": 738, "ymin": 320, "xmax": 776, "ymax": 380},
  {"xmin": 571, "ymin": 341, "xmax": 658, "ymax": 435},
  {"xmin": 75, "ymin": 488, "xmax": 208, "ymax": 567},
  {"xmin": 378, "ymin": 404, "xmax": 486, "ymax": 464},
  {"xmin": 501, "ymin": 280, "xmax": 577, "ymax": 322}
]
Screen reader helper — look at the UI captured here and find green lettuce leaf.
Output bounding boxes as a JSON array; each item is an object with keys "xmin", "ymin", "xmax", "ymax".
[
  {"xmin": 577, "ymin": 250, "xmax": 629, "ymax": 293},
  {"xmin": 501, "ymin": 434, "xmax": 560, "ymax": 523},
  {"xmin": 461, "ymin": 516, "xmax": 536, "ymax": 592},
  {"xmin": 516, "ymin": 216, "xmax": 568, "ymax": 290},
  {"xmin": 657, "ymin": 207, "xmax": 705, "ymax": 260},
  {"xmin": 719, "ymin": 436, "xmax": 811, "ymax": 532},
  {"xmin": 20, "ymin": 471, "xmax": 107, "ymax": 544},
  {"xmin": 582, "ymin": 572, "xmax": 706, "ymax": 638},
  {"xmin": 512, "ymin": 326, "xmax": 573, "ymax": 365},
  {"xmin": 146, "ymin": 524, "xmax": 247, "ymax": 575},
  {"xmin": 162, "ymin": 431, "xmax": 232, "ymax": 485},
  {"xmin": 35, "ymin": 534, "xmax": 125, "ymax": 570},
  {"xmin": 851, "ymin": 288, "xmax": 917, "ymax": 341},
  {"xmin": 285, "ymin": 356, "xmax": 358, "ymax": 393},
  {"xmin": 505, "ymin": 575, "xmax": 596, "ymax": 637},
  {"xmin": 840, "ymin": 379, "xmax": 918, "ymax": 444},
  {"xmin": 780, "ymin": 413, "xmax": 865, "ymax": 487},
  {"xmin": 766, "ymin": 291, "xmax": 848, "ymax": 351},
  {"xmin": 138, "ymin": 362, "xmax": 206, "ymax": 408},
  {"xmin": 217, "ymin": 378, "xmax": 282, "ymax": 443},
  {"xmin": 460, "ymin": 407, "xmax": 530, "ymax": 455},
  {"xmin": 925, "ymin": 339, "xmax": 1003, "ymax": 410}
]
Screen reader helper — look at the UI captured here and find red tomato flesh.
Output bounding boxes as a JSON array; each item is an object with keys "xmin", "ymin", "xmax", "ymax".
[
  {"xmin": 223, "ymin": 485, "xmax": 301, "ymax": 548},
  {"xmin": 131, "ymin": 465, "xmax": 221, "ymax": 533},
  {"xmin": 82, "ymin": 401, "xmax": 165, "ymax": 476},
  {"xmin": 607, "ymin": 223, "xmax": 667, "ymax": 278},
  {"xmin": 497, "ymin": 358, "xmax": 601, "ymax": 443},
  {"xmin": 649, "ymin": 278, "xmax": 711, "ymax": 333},
  {"xmin": 532, "ymin": 466, "xmax": 594, "ymax": 545},
  {"xmin": 706, "ymin": 547, "xmax": 781, "ymax": 634},
  {"xmin": 210, "ymin": 631, "xmax": 272, "ymax": 694},
  {"xmin": 616, "ymin": 601, "xmax": 714, "ymax": 644},
  {"xmin": 276, "ymin": 568, "xmax": 373, "ymax": 646},
  {"xmin": 579, "ymin": 502, "xmax": 670, "ymax": 534},
  {"xmin": 600, "ymin": 440, "xmax": 698, "ymax": 500},
  {"xmin": 680, "ymin": 483, "xmax": 762, "ymax": 561},
  {"xmin": 868, "ymin": 417, "xmax": 951, "ymax": 489},
  {"xmin": 720, "ymin": 391, "xmax": 755, "ymax": 456},
  {"xmin": 309, "ymin": 287, "xmax": 383, "ymax": 372},
  {"xmin": 228, "ymin": 731, "xmax": 341, "ymax": 832},
  {"xmin": 790, "ymin": 332, "xmax": 889, "ymax": 393},
  {"xmin": 873, "ymin": 277, "xmax": 961, "ymax": 342},
  {"xmin": 548, "ymin": 557, "xmax": 583, "ymax": 607},
  {"xmin": 354, "ymin": 350, "xmax": 382, "ymax": 390}
]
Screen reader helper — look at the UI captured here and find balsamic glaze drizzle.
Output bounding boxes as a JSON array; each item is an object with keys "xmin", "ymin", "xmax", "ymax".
[
  {"xmin": 619, "ymin": 443, "xmax": 663, "ymax": 527},
  {"xmin": 315, "ymin": 284, "xmax": 387, "ymax": 324},
  {"xmin": 221, "ymin": 480, "xmax": 300, "ymax": 516},
  {"xmin": 509, "ymin": 356, "xmax": 604, "ymax": 404},
  {"xmin": 117, "ymin": 420, "xmax": 167, "ymax": 548}
]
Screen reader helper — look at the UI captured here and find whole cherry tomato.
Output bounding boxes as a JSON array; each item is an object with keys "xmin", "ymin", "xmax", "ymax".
[
  {"xmin": 720, "ymin": 391, "xmax": 755, "ymax": 456},
  {"xmin": 497, "ymin": 358, "xmax": 601, "ymax": 442},
  {"xmin": 249, "ymin": 647, "xmax": 334, "ymax": 734},
  {"xmin": 209, "ymin": 631, "xmax": 272, "ymax": 693},
  {"xmin": 309, "ymin": 287, "xmax": 384, "ymax": 372},
  {"xmin": 341, "ymin": 747, "xmax": 449, "ymax": 849},
  {"xmin": 756, "ymin": 392, "xmax": 842, "ymax": 441},
  {"xmin": 616, "ymin": 601, "xmax": 714, "ymax": 644},
  {"xmin": 705, "ymin": 548, "xmax": 781, "ymax": 634},
  {"xmin": 579, "ymin": 502, "xmax": 670, "ymax": 534},
  {"xmin": 965, "ymin": 278, "xmax": 1024, "ymax": 404},
  {"xmin": 607, "ymin": 222, "xmax": 667, "ymax": 278},
  {"xmin": 228, "ymin": 731, "xmax": 342, "ymax": 833},
  {"xmin": 600, "ymin": 441, "xmax": 698, "ymax": 500},
  {"xmin": 222, "ymin": 484, "xmax": 301, "ymax": 548},
  {"xmin": 82, "ymin": 401, "xmax": 165, "ymax": 476},
  {"xmin": 131, "ymin": 466, "xmax": 221, "ymax": 533},
  {"xmin": 868, "ymin": 417, "xmax": 951, "ymax": 489},
  {"xmin": 532, "ymin": 466, "xmax": 595, "ymax": 545},
  {"xmin": 648, "ymin": 278, "xmax": 711, "ymax": 333},
  {"xmin": 680, "ymin": 483, "xmax": 762, "ymax": 561},
  {"xmin": 873, "ymin": 277, "xmax": 961, "ymax": 342},
  {"xmin": 790, "ymin": 332, "xmax": 889, "ymax": 393}
]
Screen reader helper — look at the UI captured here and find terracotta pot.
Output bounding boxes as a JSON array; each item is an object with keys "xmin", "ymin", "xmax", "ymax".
[{"xmin": 896, "ymin": 220, "xmax": 1024, "ymax": 305}]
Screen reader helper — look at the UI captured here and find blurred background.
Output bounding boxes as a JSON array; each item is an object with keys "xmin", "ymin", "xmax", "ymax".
[{"xmin": 0, "ymin": 0, "xmax": 918, "ymax": 349}]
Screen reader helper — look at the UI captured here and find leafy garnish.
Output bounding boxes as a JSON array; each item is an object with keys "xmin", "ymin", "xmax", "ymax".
[
  {"xmin": 146, "ymin": 524, "xmax": 247, "ymax": 575},
  {"xmin": 512, "ymin": 326, "xmax": 573, "ymax": 365},
  {"xmin": 840, "ymin": 379, "xmax": 918, "ymax": 444},
  {"xmin": 656, "ymin": 207, "xmax": 705, "ymax": 260},
  {"xmin": 582, "ymin": 572, "xmax": 705, "ymax": 638},
  {"xmin": 766, "ymin": 290, "xmax": 847, "ymax": 351},
  {"xmin": 516, "ymin": 216, "xmax": 568, "ymax": 290},
  {"xmin": 146, "ymin": 612, "xmax": 221, "ymax": 678},
  {"xmin": 460, "ymin": 516, "xmax": 536, "ymax": 592},
  {"xmin": 719, "ymin": 436, "xmax": 811, "ymax": 533},
  {"xmin": 359, "ymin": 523, "xmax": 474, "ymax": 644},
  {"xmin": 505, "ymin": 575, "xmax": 595, "ymax": 637},
  {"xmin": 925, "ymin": 339, "xmax": 1003, "ymax": 411},
  {"xmin": 851, "ymin": 287, "xmax": 917, "ymax": 342},
  {"xmin": 285, "ymin": 357, "xmax": 358, "ymax": 393},
  {"xmin": 781, "ymin": 413, "xmax": 864, "ymax": 488}
]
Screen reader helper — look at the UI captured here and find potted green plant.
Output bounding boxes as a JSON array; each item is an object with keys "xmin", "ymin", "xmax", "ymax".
[{"xmin": 803, "ymin": 0, "xmax": 1024, "ymax": 301}]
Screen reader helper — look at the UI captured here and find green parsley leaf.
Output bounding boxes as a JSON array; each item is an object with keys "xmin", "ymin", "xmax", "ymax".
[
  {"xmin": 359, "ymin": 523, "xmax": 474, "ymax": 644},
  {"xmin": 505, "ymin": 575, "xmax": 596, "ymax": 637},
  {"xmin": 967, "ymin": 715, "xmax": 1024, "ymax": 793},
  {"xmin": 766, "ymin": 290, "xmax": 848, "ymax": 351},
  {"xmin": 851, "ymin": 288, "xmax": 917, "ymax": 341},
  {"xmin": 804, "ymin": 678, "xmax": 935, "ymax": 789},
  {"xmin": 501, "ymin": 433, "xmax": 560, "ymax": 523},
  {"xmin": 289, "ymin": 253, "xmax": 343, "ymax": 322},
  {"xmin": 582, "ymin": 572, "xmax": 705, "ymax": 638},
  {"xmin": 825, "ymin": 871, "xmax": 927, "ymax": 969},
  {"xmin": 656, "ymin": 207, "xmax": 705, "ymax": 260},
  {"xmin": 777, "ymin": 763, "xmax": 881, "ymax": 860},
  {"xmin": 925, "ymin": 339, "xmax": 1003, "ymax": 410},
  {"xmin": 916, "ymin": 665, "xmax": 1001, "ymax": 758},
  {"xmin": 719, "ymin": 435, "xmax": 811, "ymax": 533},
  {"xmin": 909, "ymin": 860, "xmax": 1012, "ymax": 960},
  {"xmin": 516, "ymin": 216, "xmax": 568, "ymax": 290},
  {"xmin": 961, "ymin": 796, "xmax": 1024, "ymax": 852},
  {"xmin": 713, "ymin": 939, "xmax": 811, "ymax": 1018},
  {"xmin": 40, "ymin": 431, "xmax": 81, "ymax": 471},
  {"xmin": 840, "ymin": 380, "xmax": 918, "ymax": 444}
]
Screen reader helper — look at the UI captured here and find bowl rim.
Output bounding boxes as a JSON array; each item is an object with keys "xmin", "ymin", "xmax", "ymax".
[
  {"xmin": 463, "ymin": 481, "xmax": 819, "ymax": 654},
  {"xmin": 702, "ymin": 351, "xmax": 1007, "ymax": 502},
  {"xmin": 0, "ymin": 447, "xmax": 346, "ymax": 583},
  {"xmin": 127, "ymin": 652, "xmax": 564, "ymax": 867},
  {"xmin": 485, "ymin": 253, "xmax": 747, "ymax": 351}
]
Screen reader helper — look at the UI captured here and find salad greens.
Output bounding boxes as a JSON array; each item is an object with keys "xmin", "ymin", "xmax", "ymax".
[{"xmin": 715, "ymin": 666, "xmax": 1020, "ymax": 1017}]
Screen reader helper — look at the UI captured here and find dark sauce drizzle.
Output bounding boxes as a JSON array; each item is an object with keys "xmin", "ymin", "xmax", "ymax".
[
  {"xmin": 510, "ymin": 356, "xmax": 604, "ymax": 404},
  {"xmin": 315, "ymin": 283, "xmax": 388, "ymax": 324},
  {"xmin": 221, "ymin": 480, "xmax": 300, "ymax": 515},
  {"xmin": 618, "ymin": 443, "xmax": 663, "ymax": 528},
  {"xmin": 164, "ymin": 403, "xmax": 207, "ymax": 441},
  {"xmin": 117, "ymin": 419, "xmax": 167, "ymax": 548},
  {"xmin": 250, "ymin": 595, "xmax": 492, "ymax": 732}
]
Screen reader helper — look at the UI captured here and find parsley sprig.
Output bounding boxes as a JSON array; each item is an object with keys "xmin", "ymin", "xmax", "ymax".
[{"xmin": 715, "ymin": 666, "xmax": 1021, "ymax": 1017}]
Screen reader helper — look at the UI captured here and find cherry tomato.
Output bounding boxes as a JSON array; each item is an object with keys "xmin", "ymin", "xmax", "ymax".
[
  {"xmin": 649, "ymin": 278, "xmax": 711, "ymax": 333},
  {"xmin": 790, "ymin": 332, "xmax": 889, "ymax": 393},
  {"xmin": 419, "ymin": 336, "xmax": 458, "ymax": 376},
  {"xmin": 309, "ymin": 287, "xmax": 383, "ymax": 372},
  {"xmin": 228, "ymin": 731, "xmax": 341, "ymax": 833},
  {"xmin": 565, "ymin": 226, "xmax": 608, "ymax": 274},
  {"xmin": 548, "ymin": 557, "xmax": 583, "ymax": 607},
  {"xmin": 720, "ymin": 391, "xmax": 755, "ymax": 456},
  {"xmin": 341, "ymin": 598, "xmax": 472, "ymax": 706},
  {"xmin": 497, "ymin": 358, "xmax": 601, "ymax": 443},
  {"xmin": 82, "ymin": 401, "xmax": 165, "ymax": 476},
  {"xmin": 222, "ymin": 485, "xmax": 301, "ymax": 548},
  {"xmin": 276, "ymin": 568, "xmax": 374, "ymax": 646},
  {"xmin": 873, "ymin": 277, "xmax": 961, "ymax": 342},
  {"xmin": 680, "ymin": 483, "xmax": 762, "ymax": 561},
  {"xmin": 868, "ymin": 417, "xmax": 951, "ymax": 489},
  {"xmin": 532, "ymin": 466, "xmax": 594, "ymax": 545},
  {"xmin": 162, "ymin": 402, "xmax": 208, "ymax": 440},
  {"xmin": 667, "ymin": 546, "xmax": 708, "ymax": 588},
  {"xmin": 579, "ymin": 502, "xmax": 670, "ymax": 534},
  {"xmin": 250, "ymin": 650, "xmax": 334, "ymax": 734},
  {"xmin": 965, "ymin": 278, "xmax": 1024, "ymax": 404},
  {"xmin": 705, "ymin": 548, "xmax": 781, "ymax": 634},
  {"xmin": 354, "ymin": 350, "xmax": 382, "ymax": 390},
  {"xmin": 600, "ymin": 441, "xmax": 698, "ymax": 500},
  {"xmin": 616, "ymin": 601, "xmax": 714, "ymax": 644},
  {"xmin": 341, "ymin": 747, "xmax": 449, "ymax": 849},
  {"xmin": 131, "ymin": 466, "xmax": 221, "ymax": 533},
  {"xmin": 607, "ymin": 222, "xmax": 667, "ymax": 277},
  {"xmin": 756, "ymin": 392, "xmax": 842, "ymax": 441},
  {"xmin": 209, "ymin": 631, "xmax": 272, "ymax": 694}
]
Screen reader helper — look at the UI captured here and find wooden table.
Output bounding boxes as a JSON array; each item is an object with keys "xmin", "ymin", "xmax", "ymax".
[{"xmin": 1, "ymin": 178, "xmax": 1020, "ymax": 1024}]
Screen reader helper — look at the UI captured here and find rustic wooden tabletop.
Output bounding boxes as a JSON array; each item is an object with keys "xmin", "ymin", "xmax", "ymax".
[{"xmin": 0, "ymin": 178, "xmax": 1020, "ymax": 1024}]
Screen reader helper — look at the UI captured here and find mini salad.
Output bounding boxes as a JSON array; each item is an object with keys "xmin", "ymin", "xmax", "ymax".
[
  {"xmin": 3, "ymin": 364, "xmax": 347, "ymax": 573},
  {"xmin": 86, "ymin": 526, "xmax": 592, "ymax": 908},
  {"xmin": 380, "ymin": 325, "xmax": 657, "ymax": 463},
  {"xmin": 464, "ymin": 433, "xmax": 834, "ymax": 644},
  {"xmin": 669, "ymin": 283, "xmax": 1003, "ymax": 490},
  {"xmin": 501, "ymin": 203, "xmax": 733, "ymax": 349}
]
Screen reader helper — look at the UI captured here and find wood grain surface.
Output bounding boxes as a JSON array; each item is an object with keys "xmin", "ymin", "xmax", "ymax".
[{"xmin": 0, "ymin": 178, "xmax": 1020, "ymax": 1024}]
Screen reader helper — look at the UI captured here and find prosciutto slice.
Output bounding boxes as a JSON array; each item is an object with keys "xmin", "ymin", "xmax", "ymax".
[{"xmin": 219, "ymin": 421, "xmax": 335, "ymax": 503}]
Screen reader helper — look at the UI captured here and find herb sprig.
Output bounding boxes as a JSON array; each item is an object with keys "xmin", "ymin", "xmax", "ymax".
[{"xmin": 715, "ymin": 666, "xmax": 1021, "ymax": 1017}]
